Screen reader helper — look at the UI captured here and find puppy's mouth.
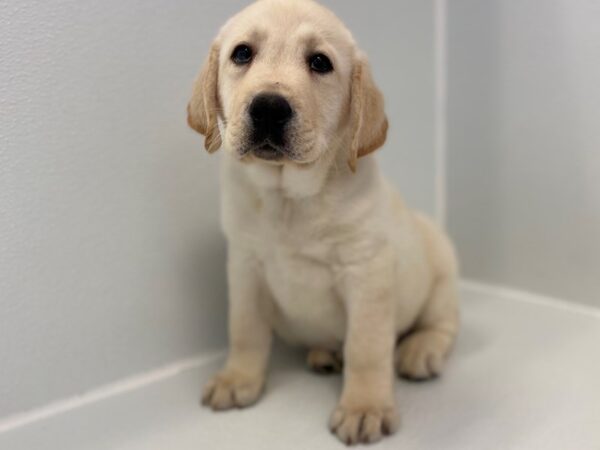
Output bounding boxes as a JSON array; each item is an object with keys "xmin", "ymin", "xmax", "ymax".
[{"xmin": 248, "ymin": 141, "xmax": 286, "ymax": 161}]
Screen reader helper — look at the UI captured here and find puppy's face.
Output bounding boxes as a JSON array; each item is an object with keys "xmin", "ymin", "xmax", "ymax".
[
  {"xmin": 217, "ymin": 1, "xmax": 355, "ymax": 165},
  {"xmin": 189, "ymin": 0, "xmax": 388, "ymax": 172}
]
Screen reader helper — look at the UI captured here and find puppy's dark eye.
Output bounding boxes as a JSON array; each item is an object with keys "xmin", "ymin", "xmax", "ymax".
[
  {"xmin": 309, "ymin": 53, "xmax": 333, "ymax": 74},
  {"xmin": 231, "ymin": 44, "xmax": 253, "ymax": 65}
]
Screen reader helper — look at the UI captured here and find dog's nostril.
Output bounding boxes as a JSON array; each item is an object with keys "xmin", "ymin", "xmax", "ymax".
[{"xmin": 249, "ymin": 93, "xmax": 293, "ymax": 127}]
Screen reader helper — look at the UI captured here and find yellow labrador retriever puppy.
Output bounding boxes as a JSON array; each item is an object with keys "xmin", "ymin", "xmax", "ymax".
[{"xmin": 188, "ymin": 0, "xmax": 459, "ymax": 445}]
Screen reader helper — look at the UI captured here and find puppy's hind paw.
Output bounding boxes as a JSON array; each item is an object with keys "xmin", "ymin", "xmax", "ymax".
[
  {"xmin": 395, "ymin": 329, "xmax": 453, "ymax": 381},
  {"xmin": 306, "ymin": 349, "xmax": 343, "ymax": 375}
]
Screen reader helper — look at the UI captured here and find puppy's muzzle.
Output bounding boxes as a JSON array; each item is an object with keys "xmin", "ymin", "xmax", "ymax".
[{"xmin": 249, "ymin": 93, "xmax": 293, "ymax": 160}]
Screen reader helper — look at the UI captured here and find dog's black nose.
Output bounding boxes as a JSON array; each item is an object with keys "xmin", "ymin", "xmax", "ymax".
[{"xmin": 249, "ymin": 93, "xmax": 293, "ymax": 139}]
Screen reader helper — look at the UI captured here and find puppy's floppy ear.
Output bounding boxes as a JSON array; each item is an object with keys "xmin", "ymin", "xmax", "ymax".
[
  {"xmin": 348, "ymin": 53, "xmax": 388, "ymax": 172},
  {"xmin": 187, "ymin": 43, "xmax": 222, "ymax": 153}
]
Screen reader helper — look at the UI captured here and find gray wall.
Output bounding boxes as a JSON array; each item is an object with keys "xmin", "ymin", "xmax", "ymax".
[
  {"xmin": 0, "ymin": 0, "xmax": 244, "ymax": 417},
  {"xmin": 447, "ymin": 0, "xmax": 600, "ymax": 306},
  {"xmin": 0, "ymin": 0, "xmax": 437, "ymax": 417},
  {"xmin": 321, "ymin": 0, "xmax": 436, "ymax": 215}
]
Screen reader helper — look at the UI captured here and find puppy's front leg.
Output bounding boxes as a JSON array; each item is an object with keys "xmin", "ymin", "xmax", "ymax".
[
  {"xmin": 202, "ymin": 250, "xmax": 272, "ymax": 411},
  {"xmin": 330, "ymin": 253, "xmax": 399, "ymax": 445}
]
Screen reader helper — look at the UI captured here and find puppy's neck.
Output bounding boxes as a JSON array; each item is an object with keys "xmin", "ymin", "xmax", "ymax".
[
  {"xmin": 244, "ymin": 162, "xmax": 328, "ymax": 199},
  {"xmin": 241, "ymin": 144, "xmax": 363, "ymax": 200},
  {"xmin": 226, "ymin": 149, "xmax": 380, "ymax": 237}
]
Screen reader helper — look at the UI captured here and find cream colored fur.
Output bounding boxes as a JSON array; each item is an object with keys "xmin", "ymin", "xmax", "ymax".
[{"xmin": 188, "ymin": 0, "xmax": 459, "ymax": 445}]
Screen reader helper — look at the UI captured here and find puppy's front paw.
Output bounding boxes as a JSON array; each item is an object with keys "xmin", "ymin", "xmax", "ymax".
[
  {"xmin": 329, "ymin": 403, "xmax": 399, "ymax": 446},
  {"xmin": 202, "ymin": 370, "xmax": 264, "ymax": 411}
]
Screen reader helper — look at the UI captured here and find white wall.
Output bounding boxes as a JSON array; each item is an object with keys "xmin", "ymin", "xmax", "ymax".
[
  {"xmin": 447, "ymin": 0, "xmax": 600, "ymax": 306},
  {"xmin": 0, "ymin": 0, "xmax": 437, "ymax": 418}
]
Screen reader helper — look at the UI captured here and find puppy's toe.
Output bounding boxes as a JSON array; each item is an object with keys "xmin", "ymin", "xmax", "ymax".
[
  {"xmin": 329, "ymin": 403, "xmax": 399, "ymax": 445},
  {"xmin": 306, "ymin": 349, "xmax": 343, "ymax": 375},
  {"xmin": 201, "ymin": 370, "xmax": 264, "ymax": 411},
  {"xmin": 395, "ymin": 329, "xmax": 452, "ymax": 381}
]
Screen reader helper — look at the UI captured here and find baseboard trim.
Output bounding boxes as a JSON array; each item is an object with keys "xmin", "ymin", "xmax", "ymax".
[
  {"xmin": 0, "ymin": 351, "xmax": 225, "ymax": 435},
  {"xmin": 460, "ymin": 279, "xmax": 600, "ymax": 319}
]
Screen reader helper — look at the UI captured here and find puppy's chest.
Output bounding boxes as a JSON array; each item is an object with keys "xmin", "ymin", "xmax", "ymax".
[
  {"xmin": 263, "ymin": 243, "xmax": 346, "ymax": 347},
  {"xmin": 255, "ymin": 196, "xmax": 346, "ymax": 346}
]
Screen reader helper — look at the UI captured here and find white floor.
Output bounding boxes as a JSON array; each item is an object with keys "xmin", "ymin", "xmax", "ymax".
[{"xmin": 1, "ymin": 284, "xmax": 599, "ymax": 450}]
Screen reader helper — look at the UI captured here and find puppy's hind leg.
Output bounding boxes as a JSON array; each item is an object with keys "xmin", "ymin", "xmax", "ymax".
[{"xmin": 395, "ymin": 276, "xmax": 459, "ymax": 381}]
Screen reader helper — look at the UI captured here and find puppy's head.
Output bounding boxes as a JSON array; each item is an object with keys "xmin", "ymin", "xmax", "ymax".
[{"xmin": 188, "ymin": 0, "xmax": 387, "ymax": 172}]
